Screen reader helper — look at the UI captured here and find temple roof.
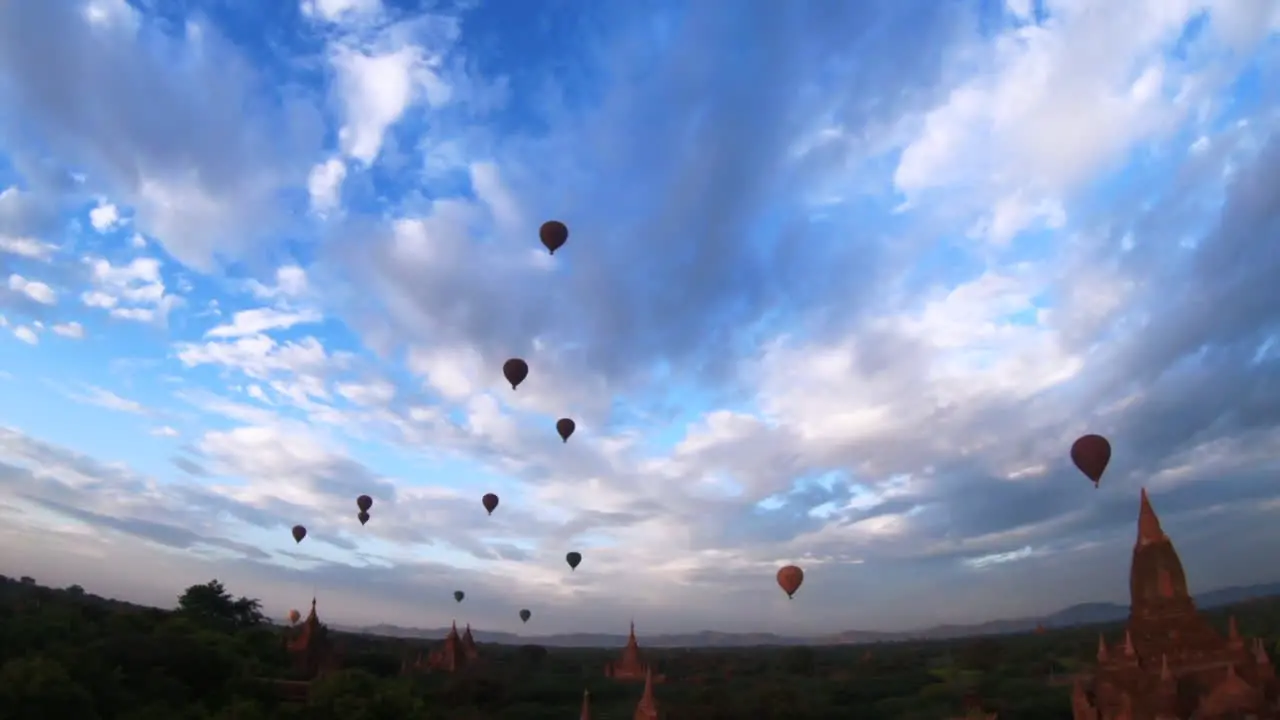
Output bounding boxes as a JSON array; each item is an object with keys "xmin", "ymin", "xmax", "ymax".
[
  {"xmin": 635, "ymin": 667, "xmax": 658, "ymax": 717},
  {"xmin": 1137, "ymin": 488, "xmax": 1165, "ymax": 545}
]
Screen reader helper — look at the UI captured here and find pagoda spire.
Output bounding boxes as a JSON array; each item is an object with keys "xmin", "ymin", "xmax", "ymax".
[
  {"xmin": 1137, "ymin": 488, "xmax": 1165, "ymax": 545},
  {"xmin": 1097, "ymin": 634, "xmax": 1110, "ymax": 662},
  {"xmin": 580, "ymin": 689, "xmax": 591, "ymax": 720}
]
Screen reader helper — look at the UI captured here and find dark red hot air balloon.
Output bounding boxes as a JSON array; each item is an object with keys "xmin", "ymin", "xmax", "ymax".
[
  {"xmin": 482, "ymin": 493, "xmax": 499, "ymax": 515},
  {"xmin": 565, "ymin": 551, "xmax": 582, "ymax": 571},
  {"xmin": 539, "ymin": 220, "xmax": 568, "ymax": 255},
  {"xmin": 1071, "ymin": 434, "xmax": 1112, "ymax": 488},
  {"xmin": 503, "ymin": 358, "xmax": 529, "ymax": 390},
  {"xmin": 556, "ymin": 418, "xmax": 575, "ymax": 443},
  {"xmin": 356, "ymin": 495, "xmax": 373, "ymax": 512},
  {"xmin": 357, "ymin": 511, "xmax": 370, "ymax": 526},
  {"xmin": 519, "ymin": 608, "xmax": 531, "ymax": 623},
  {"xmin": 777, "ymin": 565, "xmax": 804, "ymax": 599},
  {"xmin": 291, "ymin": 525, "xmax": 307, "ymax": 544}
]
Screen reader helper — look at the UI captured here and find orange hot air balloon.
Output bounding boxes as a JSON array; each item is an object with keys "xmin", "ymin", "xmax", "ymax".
[
  {"xmin": 556, "ymin": 418, "xmax": 575, "ymax": 443},
  {"xmin": 291, "ymin": 525, "xmax": 307, "ymax": 543},
  {"xmin": 482, "ymin": 493, "xmax": 499, "ymax": 515},
  {"xmin": 1071, "ymin": 434, "xmax": 1112, "ymax": 488},
  {"xmin": 777, "ymin": 565, "xmax": 804, "ymax": 599},
  {"xmin": 539, "ymin": 220, "xmax": 569, "ymax": 255},
  {"xmin": 287, "ymin": 609, "xmax": 301, "ymax": 625}
]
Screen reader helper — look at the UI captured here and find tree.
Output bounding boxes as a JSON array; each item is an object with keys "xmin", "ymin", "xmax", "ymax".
[
  {"xmin": 178, "ymin": 580, "xmax": 264, "ymax": 629},
  {"xmin": 0, "ymin": 656, "xmax": 99, "ymax": 720}
]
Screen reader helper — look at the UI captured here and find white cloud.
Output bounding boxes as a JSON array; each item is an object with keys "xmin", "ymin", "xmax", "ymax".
[
  {"xmin": 307, "ymin": 157, "xmax": 347, "ymax": 216},
  {"xmin": 331, "ymin": 38, "xmax": 452, "ymax": 165},
  {"xmin": 150, "ymin": 426, "xmax": 179, "ymax": 438},
  {"xmin": 11, "ymin": 326, "xmax": 37, "ymax": 345},
  {"xmin": 51, "ymin": 322, "xmax": 85, "ymax": 339},
  {"xmin": 129, "ymin": 233, "xmax": 146, "ymax": 249},
  {"xmin": 0, "ymin": 236, "xmax": 56, "ymax": 260},
  {"xmin": 69, "ymin": 386, "xmax": 147, "ymax": 414},
  {"xmin": 82, "ymin": 257, "xmax": 182, "ymax": 325},
  {"xmin": 7, "ymin": 274, "xmax": 57, "ymax": 305},
  {"xmin": 247, "ymin": 265, "xmax": 309, "ymax": 301},
  {"xmin": 300, "ymin": 0, "xmax": 382, "ymax": 24},
  {"xmin": 205, "ymin": 307, "xmax": 323, "ymax": 338},
  {"xmin": 88, "ymin": 200, "xmax": 121, "ymax": 233}
]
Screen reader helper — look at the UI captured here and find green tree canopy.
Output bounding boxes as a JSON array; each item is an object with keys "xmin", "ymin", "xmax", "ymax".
[{"xmin": 177, "ymin": 580, "xmax": 264, "ymax": 630}]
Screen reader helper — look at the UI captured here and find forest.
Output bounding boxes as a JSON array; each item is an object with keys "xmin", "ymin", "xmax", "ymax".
[{"xmin": 2, "ymin": 574, "xmax": 1279, "ymax": 720}]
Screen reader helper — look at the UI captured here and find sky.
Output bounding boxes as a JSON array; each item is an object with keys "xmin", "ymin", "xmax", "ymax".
[{"xmin": 0, "ymin": 0, "xmax": 1278, "ymax": 638}]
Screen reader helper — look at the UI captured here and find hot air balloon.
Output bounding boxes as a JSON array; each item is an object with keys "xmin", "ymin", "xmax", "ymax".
[
  {"xmin": 539, "ymin": 220, "xmax": 569, "ymax": 255},
  {"xmin": 519, "ymin": 609, "xmax": 531, "ymax": 623},
  {"xmin": 291, "ymin": 525, "xmax": 307, "ymax": 544},
  {"xmin": 503, "ymin": 358, "xmax": 529, "ymax": 390},
  {"xmin": 357, "ymin": 495, "xmax": 373, "ymax": 512},
  {"xmin": 556, "ymin": 418, "xmax": 576, "ymax": 443},
  {"xmin": 777, "ymin": 565, "xmax": 804, "ymax": 599},
  {"xmin": 1071, "ymin": 434, "xmax": 1112, "ymax": 488},
  {"xmin": 565, "ymin": 551, "xmax": 582, "ymax": 571},
  {"xmin": 357, "ymin": 511, "xmax": 370, "ymax": 526},
  {"xmin": 287, "ymin": 609, "xmax": 300, "ymax": 625},
  {"xmin": 454, "ymin": 590, "xmax": 465, "ymax": 603},
  {"xmin": 482, "ymin": 493, "xmax": 499, "ymax": 515}
]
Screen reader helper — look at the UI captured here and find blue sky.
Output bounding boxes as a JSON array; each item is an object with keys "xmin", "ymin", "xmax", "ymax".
[{"xmin": 0, "ymin": 0, "xmax": 1278, "ymax": 636}]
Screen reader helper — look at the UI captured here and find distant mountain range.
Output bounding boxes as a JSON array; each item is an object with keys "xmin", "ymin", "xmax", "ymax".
[{"xmin": 339, "ymin": 582, "xmax": 1280, "ymax": 648}]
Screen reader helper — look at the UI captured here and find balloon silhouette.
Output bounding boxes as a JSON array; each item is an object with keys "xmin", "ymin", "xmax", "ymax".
[
  {"xmin": 539, "ymin": 220, "xmax": 569, "ymax": 255},
  {"xmin": 519, "ymin": 609, "xmax": 531, "ymax": 623},
  {"xmin": 1071, "ymin": 434, "xmax": 1112, "ymax": 488},
  {"xmin": 482, "ymin": 493, "xmax": 499, "ymax": 515},
  {"xmin": 291, "ymin": 525, "xmax": 307, "ymax": 544},
  {"xmin": 356, "ymin": 494, "xmax": 373, "ymax": 512},
  {"xmin": 454, "ymin": 590, "xmax": 465, "ymax": 603},
  {"xmin": 556, "ymin": 418, "xmax": 576, "ymax": 443},
  {"xmin": 777, "ymin": 565, "xmax": 804, "ymax": 599},
  {"xmin": 287, "ymin": 609, "xmax": 300, "ymax": 625},
  {"xmin": 357, "ymin": 511, "xmax": 370, "ymax": 526},
  {"xmin": 565, "ymin": 551, "xmax": 582, "ymax": 571},
  {"xmin": 503, "ymin": 358, "xmax": 529, "ymax": 390}
]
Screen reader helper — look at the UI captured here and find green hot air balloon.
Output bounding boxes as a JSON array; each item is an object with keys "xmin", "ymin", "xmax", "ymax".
[
  {"xmin": 565, "ymin": 551, "xmax": 582, "ymax": 571},
  {"xmin": 454, "ymin": 590, "xmax": 465, "ymax": 603},
  {"xmin": 519, "ymin": 608, "xmax": 531, "ymax": 623}
]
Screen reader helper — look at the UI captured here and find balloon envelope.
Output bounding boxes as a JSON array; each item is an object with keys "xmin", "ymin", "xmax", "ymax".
[
  {"xmin": 1071, "ymin": 434, "xmax": 1112, "ymax": 486},
  {"xmin": 356, "ymin": 494, "xmax": 373, "ymax": 512},
  {"xmin": 503, "ymin": 358, "xmax": 529, "ymax": 390},
  {"xmin": 482, "ymin": 493, "xmax": 499, "ymax": 515},
  {"xmin": 519, "ymin": 609, "xmax": 531, "ymax": 623},
  {"xmin": 288, "ymin": 609, "xmax": 300, "ymax": 625},
  {"xmin": 556, "ymin": 418, "xmax": 576, "ymax": 443},
  {"xmin": 539, "ymin": 220, "xmax": 569, "ymax": 255},
  {"xmin": 454, "ymin": 590, "xmax": 465, "ymax": 603},
  {"xmin": 565, "ymin": 551, "xmax": 582, "ymax": 571},
  {"xmin": 777, "ymin": 565, "xmax": 804, "ymax": 599},
  {"xmin": 291, "ymin": 525, "xmax": 307, "ymax": 543},
  {"xmin": 357, "ymin": 511, "xmax": 370, "ymax": 526}
]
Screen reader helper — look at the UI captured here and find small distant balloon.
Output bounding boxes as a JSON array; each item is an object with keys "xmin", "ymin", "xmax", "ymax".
[
  {"xmin": 776, "ymin": 565, "xmax": 804, "ymax": 599},
  {"xmin": 503, "ymin": 358, "xmax": 529, "ymax": 390},
  {"xmin": 1071, "ymin": 434, "xmax": 1112, "ymax": 488},
  {"xmin": 291, "ymin": 525, "xmax": 307, "ymax": 544},
  {"xmin": 565, "ymin": 551, "xmax": 582, "ymax": 571},
  {"xmin": 519, "ymin": 609, "xmax": 531, "ymax": 623},
  {"xmin": 287, "ymin": 609, "xmax": 300, "ymax": 625},
  {"xmin": 357, "ymin": 495, "xmax": 373, "ymax": 512},
  {"xmin": 482, "ymin": 493, "xmax": 500, "ymax": 515},
  {"xmin": 556, "ymin": 418, "xmax": 576, "ymax": 443},
  {"xmin": 539, "ymin": 220, "xmax": 569, "ymax": 255},
  {"xmin": 454, "ymin": 590, "xmax": 465, "ymax": 603},
  {"xmin": 357, "ymin": 511, "xmax": 370, "ymax": 526}
]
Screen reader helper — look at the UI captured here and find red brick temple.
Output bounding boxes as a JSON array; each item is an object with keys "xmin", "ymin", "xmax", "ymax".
[
  {"xmin": 269, "ymin": 598, "xmax": 339, "ymax": 702},
  {"xmin": 605, "ymin": 622, "xmax": 665, "ymax": 682},
  {"xmin": 634, "ymin": 667, "xmax": 661, "ymax": 719},
  {"xmin": 1071, "ymin": 488, "xmax": 1279, "ymax": 718}
]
